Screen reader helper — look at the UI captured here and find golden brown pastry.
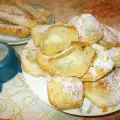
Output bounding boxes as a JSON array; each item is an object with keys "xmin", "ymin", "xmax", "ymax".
[
  {"xmin": 108, "ymin": 47, "xmax": 120, "ymax": 67},
  {"xmin": 98, "ymin": 25, "xmax": 120, "ymax": 48},
  {"xmin": 84, "ymin": 68, "xmax": 120, "ymax": 108},
  {"xmin": 47, "ymin": 76, "xmax": 84, "ymax": 110},
  {"xmin": 49, "ymin": 45, "xmax": 95, "ymax": 77},
  {"xmin": 36, "ymin": 47, "xmax": 51, "ymax": 72},
  {"xmin": 31, "ymin": 25, "xmax": 51, "ymax": 47},
  {"xmin": 36, "ymin": 8, "xmax": 51, "ymax": 17},
  {"xmin": 0, "ymin": 24, "xmax": 30, "ymax": 38},
  {"xmin": 0, "ymin": 18, "xmax": 10, "ymax": 24},
  {"xmin": 69, "ymin": 14, "xmax": 104, "ymax": 45},
  {"xmin": 81, "ymin": 44, "xmax": 114, "ymax": 81},
  {"xmin": 16, "ymin": 0, "xmax": 48, "ymax": 24},
  {"xmin": 21, "ymin": 47, "xmax": 47, "ymax": 77},
  {"xmin": 33, "ymin": 25, "xmax": 79, "ymax": 56},
  {"xmin": 0, "ymin": 4, "xmax": 36, "ymax": 28}
]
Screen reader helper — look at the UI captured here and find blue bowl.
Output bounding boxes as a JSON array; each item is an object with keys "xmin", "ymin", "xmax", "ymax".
[{"xmin": 0, "ymin": 42, "xmax": 21, "ymax": 91}]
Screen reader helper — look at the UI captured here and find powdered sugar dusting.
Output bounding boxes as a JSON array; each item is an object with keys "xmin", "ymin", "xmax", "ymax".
[
  {"xmin": 89, "ymin": 67, "xmax": 98, "ymax": 77},
  {"xmin": 69, "ymin": 14, "xmax": 103, "ymax": 39},
  {"xmin": 22, "ymin": 47, "xmax": 37, "ymax": 61},
  {"xmin": 92, "ymin": 44, "xmax": 114, "ymax": 71},
  {"xmin": 101, "ymin": 25, "xmax": 118, "ymax": 43},
  {"xmin": 54, "ymin": 76, "xmax": 83, "ymax": 101},
  {"xmin": 102, "ymin": 68, "xmax": 120, "ymax": 106},
  {"xmin": 108, "ymin": 47, "xmax": 120, "ymax": 57}
]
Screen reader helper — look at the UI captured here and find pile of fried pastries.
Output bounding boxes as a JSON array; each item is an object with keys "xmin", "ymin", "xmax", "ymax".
[
  {"xmin": 21, "ymin": 14, "xmax": 120, "ymax": 110},
  {"xmin": 0, "ymin": 0, "xmax": 51, "ymax": 38}
]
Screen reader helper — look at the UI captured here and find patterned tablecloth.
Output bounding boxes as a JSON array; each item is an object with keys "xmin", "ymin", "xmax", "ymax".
[
  {"xmin": 1, "ymin": 0, "xmax": 120, "ymax": 120},
  {"xmin": 0, "ymin": 73, "xmax": 80, "ymax": 120}
]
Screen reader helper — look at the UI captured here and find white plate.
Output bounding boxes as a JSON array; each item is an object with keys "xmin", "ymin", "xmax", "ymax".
[
  {"xmin": 22, "ymin": 26, "xmax": 120, "ymax": 116},
  {"xmin": 0, "ymin": 34, "xmax": 31, "ymax": 45}
]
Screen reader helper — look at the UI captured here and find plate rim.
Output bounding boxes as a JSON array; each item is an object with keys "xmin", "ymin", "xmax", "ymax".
[{"xmin": 22, "ymin": 71, "xmax": 120, "ymax": 117}]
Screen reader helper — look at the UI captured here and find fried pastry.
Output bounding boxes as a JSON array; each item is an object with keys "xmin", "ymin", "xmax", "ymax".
[
  {"xmin": 31, "ymin": 25, "xmax": 51, "ymax": 47},
  {"xmin": 81, "ymin": 44, "xmax": 114, "ymax": 81},
  {"xmin": 36, "ymin": 47, "xmax": 51, "ymax": 72},
  {"xmin": 0, "ymin": 24, "xmax": 30, "ymax": 38},
  {"xmin": 21, "ymin": 48, "xmax": 47, "ymax": 77},
  {"xmin": 36, "ymin": 25, "xmax": 78, "ymax": 56},
  {"xmin": 98, "ymin": 25, "xmax": 119, "ymax": 48},
  {"xmin": 69, "ymin": 14, "xmax": 103, "ymax": 45},
  {"xmin": 0, "ymin": 18, "xmax": 10, "ymax": 24},
  {"xmin": 0, "ymin": 4, "xmax": 26, "ymax": 15},
  {"xmin": 49, "ymin": 45, "xmax": 95, "ymax": 77},
  {"xmin": 84, "ymin": 68, "xmax": 120, "ymax": 108},
  {"xmin": 36, "ymin": 8, "xmax": 51, "ymax": 17},
  {"xmin": 108, "ymin": 47, "xmax": 120, "ymax": 67},
  {"xmin": 0, "ymin": 4, "xmax": 36, "ymax": 28},
  {"xmin": 47, "ymin": 76, "xmax": 84, "ymax": 110},
  {"xmin": 16, "ymin": 0, "xmax": 48, "ymax": 24}
]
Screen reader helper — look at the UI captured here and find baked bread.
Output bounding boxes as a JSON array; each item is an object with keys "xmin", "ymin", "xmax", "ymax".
[
  {"xmin": 108, "ymin": 47, "xmax": 120, "ymax": 67},
  {"xmin": 47, "ymin": 76, "xmax": 84, "ymax": 110},
  {"xmin": 0, "ymin": 24, "xmax": 30, "ymax": 38},
  {"xmin": 0, "ymin": 4, "xmax": 36, "ymax": 28},
  {"xmin": 81, "ymin": 44, "xmax": 114, "ymax": 81},
  {"xmin": 21, "ymin": 47, "xmax": 47, "ymax": 77},
  {"xmin": 69, "ymin": 14, "xmax": 103, "ymax": 45},
  {"xmin": 84, "ymin": 68, "xmax": 120, "ymax": 108},
  {"xmin": 98, "ymin": 25, "xmax": 120, "ymax": 48}
]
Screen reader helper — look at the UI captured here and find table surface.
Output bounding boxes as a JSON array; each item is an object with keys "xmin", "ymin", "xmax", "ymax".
[{"xmin": 0, "ymin": 0, "xmax": 120, "ymax": 120}]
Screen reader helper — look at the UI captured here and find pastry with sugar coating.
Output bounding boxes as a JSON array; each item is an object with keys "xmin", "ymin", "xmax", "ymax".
[
  {"xmin": 69, "ymin": 14, "xmax": 103, "ymax": 45},
  {"xmin": 84, "ymin": 68, "xmax": 120, "ymax": 108},
  {"xmin": 31, "ymin": 25, "xmax": 51, "ymax": 47},
  {"xmin": 21, "ymin": 48, "xmax": 48, "ymax": 77},
  {"xmin": 32, "ymin": 25, "xmax": 78, "ymax": 56},
  {"xmin": 81, "ymin": 44, "xmax": 114, "ymax": 81},
  {"xmin": 98, "ymin": 25, "xmax": 120, "ymax": 48},
  {"xmin": 47, "ymin": 76, "xmax": 84, "ymax": 110},
  {"xmin": 49, "ymin": 44, "xmax": 95, "ymax": 77},
  {"xmin": 108, "ymin": 47, "xmax": 120, "ymax": 67}
]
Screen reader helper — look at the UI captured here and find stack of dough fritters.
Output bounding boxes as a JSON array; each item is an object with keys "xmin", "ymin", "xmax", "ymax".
[
  {"xmin": 21, "ymin": 14, "xmax": 120, "ymax": 110},
  {"xmin": 0, "ymin": 0, "xmax": 51, "ymax": 38}
]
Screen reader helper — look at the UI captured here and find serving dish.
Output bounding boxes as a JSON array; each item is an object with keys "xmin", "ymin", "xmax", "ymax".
[
  {"xmin": 22, "ymin": 36, "xmax": 120, "ymax": 116},
  {"xmin": 21, "ymin": 14, "xmax": 120, "ymax": 116},
  {"xmin": 0, "ymin": 4, "xmax": 54, "ymax": 45}
]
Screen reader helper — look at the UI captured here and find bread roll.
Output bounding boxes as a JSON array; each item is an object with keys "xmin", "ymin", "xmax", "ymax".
[
  {"xmin": 84, "ymin": 68, "xmax": 120, "ymax": 108},
  {"xmin": 48, "ymin": 76, "xmax": 84, "ymax": 110}
]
